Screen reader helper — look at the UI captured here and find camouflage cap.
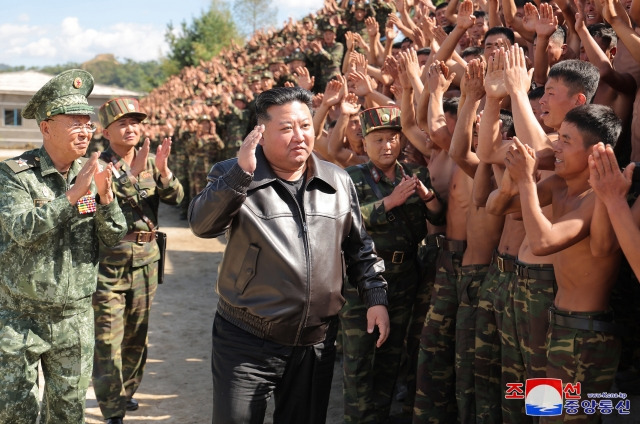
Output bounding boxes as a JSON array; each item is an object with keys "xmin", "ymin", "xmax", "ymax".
[
  {"xmin": 22, "ymin": 69, "xmax": 94, "ymax": 124},
  {"xmin": 98, "ymin": 97, "xmax": 147, "ymax": 129},
  {"xmin": 360, "ymin": 106, "xmax": 402, "ymax": 137},
  {"xmin": 322, "ymin": 24, "xmax": 337, "ymax": 33},
  {"xmin": 302, "ymin": 17, "xmax": 312, "ymax": 23},
  {"xmin": 269, "ymin": 57, "xmax": 285, "ymax": 65},
  {"xmin": 234, "ymin": 93, "xmax": 248, "ymax": 103},
  {"xmin": 286, "ymin": 50, "xmax": 307, "ymax": 63},
  {"xmin": 247, "ymin": 75, "xmax": 260, "ymax": 83},
  {"xmin": 261, "ymin": 70, "xmax": 274, "ymax": 80},
  {"xmin": 354, "ymin": 1, "xmax": 367, "ymax": 10},
  {"xmin": 197, "ymin": 114, "xmax": 211, "ymax": 122}
]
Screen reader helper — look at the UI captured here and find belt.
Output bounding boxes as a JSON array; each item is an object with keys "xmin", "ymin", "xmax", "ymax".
[
  {"xmin": 548, "ymin": 308, "xmax": 618, "ymax": 334},
  {"xmin": 426, "ymin": 233, "xmax": 444, "ymax": 247},
  {"xmin": 436, "ymin": 237, "xmax": 466, "ymax": 253},
  {"xmin": 122, "ymin": 231, "xmax": 155, "ymax": 243},
  {"xmin": 516, "ymin": 263, "xmax": 555, "ymax": 281},
  {"xmin": 492, "ymin": 251, "xmax": 516, "ymax": 273},
  {"xmin": 377, "ymin": 249, "xmax": 413, "ymax": 264}
]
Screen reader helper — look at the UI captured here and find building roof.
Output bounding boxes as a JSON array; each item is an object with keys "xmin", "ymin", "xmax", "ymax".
[{"xmin": 0, "ymin": 70, "xmax": 142, "ymax": 97}]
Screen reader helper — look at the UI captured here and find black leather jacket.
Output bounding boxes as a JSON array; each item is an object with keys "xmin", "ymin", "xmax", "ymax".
[{"xmin": 189, "ymin": 146, "xmax": 387, "ymax": 346}]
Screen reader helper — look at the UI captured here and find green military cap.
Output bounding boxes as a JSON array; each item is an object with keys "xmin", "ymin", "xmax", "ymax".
[
  {"xmin": 322, "ymin": 25, "xmax": 337, "ymax": 33},
  {"xmin": 359, "ymin": 106, "xmax": 402, "ymax": 137},
  {"xmin": 184, "ymin": 114, "xmax": 195, "ymax": 121},
  {"xmin": 261, "ymin": 70, "xmax": 274, "ymax": 80},
  {"xmin": 269, "ymin": 57, "xmax": 285, "ymax": 65},
  {"xmin": 354, "ymin": 1, "xmax": 367, "ymax": 10},
  {"xmin": 22, "ymin": 69, "xmax": 94, "ymax": 124},
  {"xmin": 302, "ymin": 16, "xmax": 312, "ymax": 23},
  {"xmin": 212, "ymin": 95, "xmax": 222, "ymax": 105},
  {"xmin": 234, "ymin": 93, "xmax": 248, "ymax": 103},
  {"xmin": 98, "ymin": 97, "xmax": 148, "ymax": 129},
  {"xmin": 197, "ymin": 114, "xmax": 211, "ymax": 122},
  {"xmin": 247, "ymin": 75, "xmax": 260, "ymax": 83}
]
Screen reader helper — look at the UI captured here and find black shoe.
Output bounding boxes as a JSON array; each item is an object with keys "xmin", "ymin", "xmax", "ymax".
[
  {"xmin": 126, "ymin": 398, "xmax": 139, "ymax": 411},
  {"xmin": 106, "ymin": 418, "xmax": 123, "ymax": 424}
]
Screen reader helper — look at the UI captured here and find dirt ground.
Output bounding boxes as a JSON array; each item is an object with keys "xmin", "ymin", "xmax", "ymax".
[{"xmin": 83, "ymin": 202, "xmax": 350, "ymax": 424}]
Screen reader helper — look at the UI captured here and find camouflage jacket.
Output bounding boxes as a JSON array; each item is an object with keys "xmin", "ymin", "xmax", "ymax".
[
  {"xmin": 99, "ymin": 147, "xmax": 184, "ymax": 267},
  {"xmin": 347, "ymin": 161, "xmax": 446, "ymax": 255},
  {"xmin": 0, "ymin": 147, "xmax": 127, "ymax": 315}
]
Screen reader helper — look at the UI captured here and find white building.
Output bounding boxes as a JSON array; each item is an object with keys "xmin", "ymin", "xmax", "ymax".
[{"xmin": 0, "ymin": 70, "xmax": 141, "ymax": 149}]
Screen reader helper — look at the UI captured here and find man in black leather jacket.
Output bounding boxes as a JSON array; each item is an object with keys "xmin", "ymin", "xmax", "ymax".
[{"xmin": 189, "ymin": 87, "xmax": 389, "ymax": 424}]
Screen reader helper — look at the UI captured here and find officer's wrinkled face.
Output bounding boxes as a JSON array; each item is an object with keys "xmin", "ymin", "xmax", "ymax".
[{"xmin": 41, "ymin": 114, "xmax": 94, "ymax": 161}]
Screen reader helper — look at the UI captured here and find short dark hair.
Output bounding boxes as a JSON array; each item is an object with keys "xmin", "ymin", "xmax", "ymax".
[
  {"xmin": 588, "ymin": 23, "xmax": 617, "ymax": 49},
  {"xmin": 528, "ymin": 85, "xmax": 545, "ymax": 100},
  {"xmin": 443, "ymin": 97, "xmax": 460, "ymax": 116},
  {"xmin": 500, "ymin": 109, "xmax": 516, "ymax": 138},
  {"xmin": 562, "ymin": 104, "xmax": 622, "ymax": 148},
  {"xmin": 473, "ymin": 10, "xmax": 486, "ymax": 18},
  {"xmin": 461, "ymin": 46, "xmax": 484, "ymax": 60},
  {"xmin": 547, "ymin": 59, "xmax": 600, "ymax": 103},
  {"xmin": 416, "ymin": 47, "xmax": 432, "ymax": 56},
  {"xmin": 483, "ymin": 26, "xmax": 515, "ymax": 46},
  {"xmin": 548, "ymin": 26, "xmax": 566, "ymax": 45},
  {"xmin": 393, "ymin": 41, "xmax": 403, "ymax": 49},
  {"xmin": 255, "ymin": 87, "xmax": 313, "ymax": 123},
  {"xmin": 435, "ymin": 2, "xmax": 449, "ymax": 10}
]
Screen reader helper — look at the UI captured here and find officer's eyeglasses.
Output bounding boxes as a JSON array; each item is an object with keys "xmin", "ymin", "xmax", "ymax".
[{"xmin": 47, "ymin": 118, "xmax": 97, "ymax": 134}]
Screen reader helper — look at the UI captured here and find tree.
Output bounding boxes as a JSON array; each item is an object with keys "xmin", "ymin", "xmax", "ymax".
[
  {"xmin": 165, "ymin": 0, "xmax": 241, "ymax": 70},
  {"xmin": 232, "ymin": 0, "xmax": 278, "ymax": 36}
]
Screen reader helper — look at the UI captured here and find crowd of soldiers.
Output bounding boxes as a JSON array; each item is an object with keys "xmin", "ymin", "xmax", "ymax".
[{"xmin": 86, "ymin": 0, "xmax": 640, "ymax": 421}]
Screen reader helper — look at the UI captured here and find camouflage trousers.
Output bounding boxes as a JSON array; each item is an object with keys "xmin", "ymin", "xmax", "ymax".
[
  {"xmin": 92, "ymin": 261, "xmax": 159, "ymax": 419},
  {"xmin": 474, "ymin": 252, "xmax": 517, "ymax": 424},
  {"xmin": 400, "ymin": 239, "xmax": 441, "ymax": 416},
  {"xmin": 455, "ymin": 264, "xmax": 489, "ymax": 424},
  {"xmin": 513, "ymin": 262, "xmax": 556, "ymax": 380},
  {"xmin": 0, "ymin": 307, "xmax": 94, "ymax": 424},
  {"xmin": 414, "ymin": 241, "xmax": 465, "ymax": 424},
  {"xmin": 501, "ymin": 262, "xmax": 556, "ymax": 424},
  {"xmin": 340, "ymin": 261, "xmax": 420, "ymax": 424},
  {"xmin": 540, "ymin": 309, "xmax": 621, "ymax": 424}
]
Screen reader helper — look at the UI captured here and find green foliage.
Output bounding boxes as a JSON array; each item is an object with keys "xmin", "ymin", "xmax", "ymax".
[
  {"xmin": 165, "ymin": 0, "xmax": 241, "ymax": 70},
  {"xmin": 232, "ymin": 0, "xmax": 278, "ymax": 36}
]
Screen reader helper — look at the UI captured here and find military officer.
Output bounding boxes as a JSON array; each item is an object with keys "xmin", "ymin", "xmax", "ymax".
[
  {"xmin": 341, "ymin": 106, "xmax": 445, "ymax": 423},
  {"xmin": 0, "ymin": 69, "xmax": 127, "ymax": 424},
  {"xmin": 93, "ymin": 98, "xmax": 184, "ymax": 424}
]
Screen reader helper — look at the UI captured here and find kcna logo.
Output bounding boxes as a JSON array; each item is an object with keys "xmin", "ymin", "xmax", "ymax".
[{"xmin": 525, "ymin": 378, "xmax": 564, "ymax": 416}]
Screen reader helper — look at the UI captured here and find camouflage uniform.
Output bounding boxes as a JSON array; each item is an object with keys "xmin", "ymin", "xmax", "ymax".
[
  {"xmin": 455, "ymin": 264, "xmax": 490, "ymax": 423},
  {"xmin": 343, "ymin": 160, "xmax": 444, "ymax": 424},
  {"xmin": 173, "ymin": 120, "xmax": 195, "ymax": 218},
  {"xmin": 540, "ymin": 308, "xmax": 621, "ymax": 424},
  {"xmin": 0, "ymin": 148, "xmax": 127, "ymax": 424},
  {"xmin": 399, "ymin": 233, "xmax": 442, "ymax": 416},
  {"xmin": 474, "ymin": 251, "xmax": 518, "ymax": 424},
  {"xmin": 307, "ymin": 30, "xmax": 344, "ymax": 93},
  {"xmin": 93, "ymin": 145, "xmax": 183, "ymax": 420},
  {"xmin": 220, "ymin": 102, "xmax": 249, "ymax": 160},
  {"xmin": 499, "ymin": 261, "xmax": 555, "ymax": 423},
  {"xmin": 0, "ymin": 69, "xmax": 127, "ymax": 424},
  {"xmin": 414, "ymin": 238, "xmax": 466, "ymax": 424},
  {"xmin": 187, "ymin": 117, "xmax": 225, "ymax": 199}
]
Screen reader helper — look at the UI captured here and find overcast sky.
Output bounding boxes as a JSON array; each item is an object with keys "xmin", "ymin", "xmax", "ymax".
[{"xmin": 1, "ymin": 0, "xmax": 324, "ymax": 68}]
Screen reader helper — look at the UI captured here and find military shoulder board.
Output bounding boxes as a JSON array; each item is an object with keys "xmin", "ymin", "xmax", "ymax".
[{"xmin": 5, "ymin": 154, "xmax": 38, "ymax": 174}]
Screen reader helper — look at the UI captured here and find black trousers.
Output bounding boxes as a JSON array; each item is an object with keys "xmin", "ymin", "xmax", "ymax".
[{"xmin": 211, "ymin": 313, "xmax": 337, "ymax": 424}]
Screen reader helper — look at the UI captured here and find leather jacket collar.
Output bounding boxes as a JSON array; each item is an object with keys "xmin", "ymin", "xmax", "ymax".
[{"xmin": 249, "ymin": 145, "xmax": 339, "ymax": 193}]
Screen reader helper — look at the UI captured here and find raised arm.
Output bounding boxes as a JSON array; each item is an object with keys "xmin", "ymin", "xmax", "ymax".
[
  {"xmin": 449, "ymin": 59, "xmax": 485, "ymax": 177},
  {"xmin": 313, "ymin": 78, "xmax": 345, "ymax": 139},
  {"xmin": 532, "ymin": 3, "xmax": 558, "ymax": 87},
  {"xmin": 426, "ymin": 60, "xmax": 457, "ymax": 151}
]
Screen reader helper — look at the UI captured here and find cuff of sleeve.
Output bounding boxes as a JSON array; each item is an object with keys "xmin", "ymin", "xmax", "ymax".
[
  {"xmin": 223, "ymin": 163, "xmax": 253, "ymax": 193},
  {"xmin": 96, "ymin": 195, "xmax": 121, "ymax": 215},
  {"xmin": 363, "ymin": 287, "xmax": 388, "ymax": 308}
]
